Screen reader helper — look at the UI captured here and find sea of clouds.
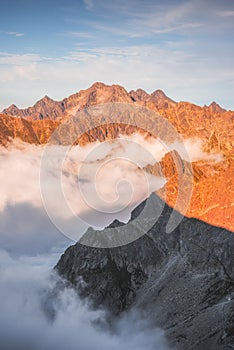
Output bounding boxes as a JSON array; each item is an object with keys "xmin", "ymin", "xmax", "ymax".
[
  {"xmin": 0, "ymin": 133, "xmax": 222, "ymax": 349},
  {"xmin": 0, "ymin": 134, "xmax": 222, "ymax": 229}
]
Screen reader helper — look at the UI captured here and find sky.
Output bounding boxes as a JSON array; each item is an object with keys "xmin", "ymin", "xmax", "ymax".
[{"xmin": 0, "ymin": 0, "xmax": 234, "ymax": 110}]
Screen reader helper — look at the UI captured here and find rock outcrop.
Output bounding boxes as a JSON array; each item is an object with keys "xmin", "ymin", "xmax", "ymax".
[{"xmin": 56, "ymin": 193, "xmax": 234, "ymax": 350}]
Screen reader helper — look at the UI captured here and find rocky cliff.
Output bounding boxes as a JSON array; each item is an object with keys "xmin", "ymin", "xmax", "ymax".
[{"xmin": 56, "ymin": 193, "xmax": 234, "ymax": 350}]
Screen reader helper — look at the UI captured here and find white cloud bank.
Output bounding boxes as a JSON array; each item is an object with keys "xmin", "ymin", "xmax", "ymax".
[{"xmin": 0, "ymin": 135, "xmax": 222, "ymax": 237}]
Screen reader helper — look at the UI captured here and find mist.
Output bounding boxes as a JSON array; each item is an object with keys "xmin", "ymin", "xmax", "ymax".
[
  {"xmin": 0, "ymin": 203, "xmax": 71, "ymax": 256},
  {"xmin": 0, "ymin": 249, "xmax": 170, "ymax": 350}
]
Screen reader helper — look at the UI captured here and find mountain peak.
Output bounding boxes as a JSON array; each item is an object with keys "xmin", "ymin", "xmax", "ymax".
[
  {"xmin": 35, "ymin": 95, "xmax": 55, "ymax": 106},
  {"xmin": 8, "ymin": 103, "xmax": 18, "ymax": 108},
  {"xmin": 42, "ymin": 95, "xmax": 53, "ymax": 100},
  {"xmin": 151, "ymin": 89, "xmax": 166, "ymax": 97},
  {"xmin": 3, "ymin": 104, "xmax": 20, "ymax": 116},
  {"xmin": 89, "ymin": 82, "xmax": 129, "ymax": 94},
  {"xmin": 89, "ymin": 82, "xmax": 107, "ymax": 90},
  {"xmin": 208, "ymin": 101, "xmax": 226, "ymax": 113},
  {"xmin": 129, "ymin": 88, "xmax": 150, "ymax": 101},
  {"xmin": 150, "ymin": 89, "xmax": 176, "ymax": 108}
]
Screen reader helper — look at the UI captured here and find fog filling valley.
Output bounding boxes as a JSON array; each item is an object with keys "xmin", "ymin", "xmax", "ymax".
[
  {"xmin": 0, "ymin": 134, "xmax": 222, "ymax": 349},
  {"xmin": 0, "ymin": 249, "xmax": 171, "ymax": 350}
]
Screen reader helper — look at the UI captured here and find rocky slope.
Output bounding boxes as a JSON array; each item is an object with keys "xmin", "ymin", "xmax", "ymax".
[
  {"xmin": 152, "ymin": 151, "xmax": 234, "ymax": 232},
  {"xmin": 0, "ymin": 82, "xmax": 233, "ymax": 231},
  {"xmin": 56, "ymin": 193, "xmax": 234, "ymax": 350},
  {"xmin": 0, "ymin": 113, "xmax": 59, "ymax": 145}
]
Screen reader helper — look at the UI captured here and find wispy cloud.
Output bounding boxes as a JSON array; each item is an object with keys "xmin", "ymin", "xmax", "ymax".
[
  {"xmin": 219, "ymin": 11, "xmax": 234, "ymax": 17},
  {"xmin": 0, "ymin": 31, "xmax": 24, "ymax": 37},
  {"xmin": 0, "ymin": 53, "xmax": 43, "ymax": 82},
  {"xmin": 68, "ymin": 46, "xmax": 143, "ymax": 59},
  {"xmin": 75, "ymin": 0, "xmax": 234, "ymax": 38},
  {"xmin": 78, "ymin": 0, "xmax": 203, "ymax": 38},
  {"xmin": 6, "ymin": 31, "xmax": 24, "ymax": 37},
  {"xmin": 66, "ymin": 31, "xmax": 94, "ymax": 38},
  {"xmin": 0, "ymin": 52, "xmax": 41, "ymax": 65}
]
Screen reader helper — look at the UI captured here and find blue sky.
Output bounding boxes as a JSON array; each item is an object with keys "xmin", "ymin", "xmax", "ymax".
[{"xmin": 0, "ymin": 0, "xmax": 234, "ymax": 110}]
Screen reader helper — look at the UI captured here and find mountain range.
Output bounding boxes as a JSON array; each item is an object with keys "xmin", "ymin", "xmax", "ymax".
[{"xmin": 0, "ymin": 82, "xmax": 233, "ymax": 231}]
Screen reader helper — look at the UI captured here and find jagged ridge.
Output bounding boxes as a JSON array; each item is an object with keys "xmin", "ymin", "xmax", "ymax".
[{"xmin": 56, "ymin": 193, "xmax": 234, "ymax": 350}]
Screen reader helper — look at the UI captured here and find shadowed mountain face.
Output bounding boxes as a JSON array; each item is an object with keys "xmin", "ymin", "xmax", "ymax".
[
  {"xmin": 56, "ymin": 193, "xmax": 234, "ymax": 350},
  {"xmin": 0, "ymin": 82, "xmax": 233, "ymax": 231}
]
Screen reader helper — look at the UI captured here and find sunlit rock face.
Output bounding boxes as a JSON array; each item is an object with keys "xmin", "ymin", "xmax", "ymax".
[
  {"xmin": 1, "ymin": 82, "xmax": 233, "ymax": 231},
  {"xmin": 56, "ymin": 193, "xmax": 234, "ymax": 350}
]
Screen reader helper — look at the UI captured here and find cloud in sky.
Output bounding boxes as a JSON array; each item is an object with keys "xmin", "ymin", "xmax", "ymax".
[
  {"xmin": 66, "ymin": 30, "xmax": 94, "ymax": 38},
  {"xmin": 5, "ymin": 31, "xmax": 24, "ymax": 37},
  {"xmin": 219, "ymin": 11, "xmax": 234, "ymax": 17},
  {"xmin": 76, "ymin": 0, "xmax": 234, "ymax": 37}
]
